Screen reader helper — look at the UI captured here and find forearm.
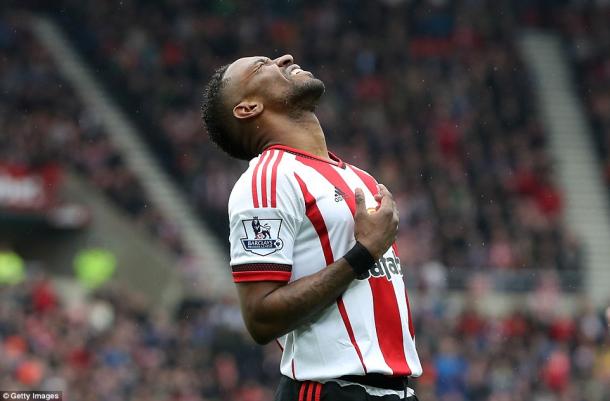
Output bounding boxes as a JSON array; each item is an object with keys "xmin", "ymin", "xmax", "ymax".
[{"xmin": 241, "ymin": 258, "xmax": 356, "ymax": 343}]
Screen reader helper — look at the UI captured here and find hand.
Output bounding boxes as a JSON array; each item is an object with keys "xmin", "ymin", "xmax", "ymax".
[{"xmin": 353, "ymin": 184, "xmax": 399, "ymax": 260}]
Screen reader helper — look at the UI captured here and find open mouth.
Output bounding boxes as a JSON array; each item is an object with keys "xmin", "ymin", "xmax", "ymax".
[{"xmin": 286, "ymin": 64, "xmax": 310, "ymax": 77}]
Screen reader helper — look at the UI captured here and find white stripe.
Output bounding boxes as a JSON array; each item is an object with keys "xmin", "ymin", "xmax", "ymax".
[{"xmin": 392, "ymin": 277, "xmax": 414, "ymax": 371}]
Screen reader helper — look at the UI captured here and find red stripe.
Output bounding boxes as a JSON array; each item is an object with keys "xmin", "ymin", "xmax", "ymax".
[
  {"xmin": 337, "ymin": 297, "xmax": 368, "ymax": 373},
  {"xmin": 232, "ymin": 271, "xmax": 291, "ymax": 282},
  {"xmin": 260, "ymin": 150, "xmax": 275, "ymax": 207},
  {"xmin": 314, "ymin": 383, "xmax": 322, "ymax": 401},
  {"xmin": 251, "ymin": 152, "xmax": 268, "ymax": 208},
  {"xmin": 294, "ymin": 171, "xmax": 367, "ymax": 374},
  {"xmin": 392, "ymin": 242, "xmax": 400, "ymax": 256},
  {"xmin": 306, "ymin": 382, "xmax": 314, "ymax": 401},
  {"xmin": 270, "ymin": 150, "xmax": 284, "ymax": 208},
  {"xmin": 368, "ymin": 278, "xmax": 410, "ymax": 375},
  {"xmin": 349, "ymin": 165, "xmax": 411, "ymax": 375},
  {"xmin": 298, "ymin": 381, "xmax": 306, "ymax": 401},
  {"xmin": 293, "ymin": 173, "xmax": 334, "ymax": 265},
  {"xmin": 275, "ymin": 339, "xmax": 284, "ymax": 351}
]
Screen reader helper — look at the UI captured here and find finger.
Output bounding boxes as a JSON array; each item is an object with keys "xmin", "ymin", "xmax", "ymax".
[
  {"xmin": 379, "ymin": 192, "xmax": 394, "ymax": 210},
  {"xmin": 354, "ymin": 188, "xmax": 366, "ymax": 215},
  {"xmin": 375, "ymin": 185, "xmax": 393, "ymax": 210},
  {"xmin": 377, "ymin": 184, "xmax": 393, "ymax": 200},
  {"xmin": 374, "ymin": 184, "xmax": 383, "ymax": 201}
]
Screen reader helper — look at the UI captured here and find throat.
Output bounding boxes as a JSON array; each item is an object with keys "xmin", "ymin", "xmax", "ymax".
[{"xmin": 263, "ymin": 112, "xmax": 329, "ymax": 160}]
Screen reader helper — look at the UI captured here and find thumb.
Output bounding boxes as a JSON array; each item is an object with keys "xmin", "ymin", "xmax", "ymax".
[{"xmin": 354, "ymin": 188, "xmax": 366, "ymax": 215}]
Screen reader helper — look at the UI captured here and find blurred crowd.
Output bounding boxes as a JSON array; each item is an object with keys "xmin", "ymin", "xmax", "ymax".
[
  {"xmin": 1, "ymin": 271, "xmax": 609, "ymax": 401},
  {"xmin": 49, "ymin": 0, "xmax": 582, "ymax": 281},
  {"xmin": 0, "ymin": 14, "xmax": 185, "ymax": 255}
]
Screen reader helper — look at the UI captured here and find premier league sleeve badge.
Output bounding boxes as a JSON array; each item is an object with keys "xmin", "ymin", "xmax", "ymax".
[{"xmin": 240, "ymin": 216, "xmax": 285, "ymax": 256}]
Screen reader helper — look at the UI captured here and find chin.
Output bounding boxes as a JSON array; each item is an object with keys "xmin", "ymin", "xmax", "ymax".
[{"xmin": 289, "ymin": 78, "xmax": 325, "ymax": 111}]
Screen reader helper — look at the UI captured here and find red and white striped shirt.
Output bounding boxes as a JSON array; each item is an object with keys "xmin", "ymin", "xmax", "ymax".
[{"xmin": 228, "ymin": 145, "xmax": 422, "ymax": 381}]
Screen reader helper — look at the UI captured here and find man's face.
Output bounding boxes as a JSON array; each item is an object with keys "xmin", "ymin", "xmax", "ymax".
[{"xmin": 224, "ymin": 54, "xmax": 325, "ymax": 116}]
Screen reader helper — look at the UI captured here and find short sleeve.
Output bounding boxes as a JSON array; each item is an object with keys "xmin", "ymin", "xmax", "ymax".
[{"xmin": 228, "ymin": 159, "xmax": 303, "ymax": 283}]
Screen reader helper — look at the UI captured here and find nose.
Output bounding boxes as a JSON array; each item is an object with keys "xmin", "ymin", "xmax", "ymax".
[{"xmin": 274, "ymin": 54, "xmax": 294, "ymax": 68}]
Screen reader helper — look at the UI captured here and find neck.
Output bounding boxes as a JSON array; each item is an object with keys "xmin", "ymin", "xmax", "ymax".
[{"xmin": 255, "ymin": 111, "xmax": 329, "ymax": 160}]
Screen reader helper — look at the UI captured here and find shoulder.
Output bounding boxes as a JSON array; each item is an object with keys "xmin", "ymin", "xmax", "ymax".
[
  {"xmin": 347, "ymin": 163, "xmax": 379, "ymax": 190},
  {"xmin": 229, "ymin": 149, "xmax": 303, "ymax": 213},
  {"xmin": 347, "ymin": 163, "xmax": 375, "ymax": 178}
]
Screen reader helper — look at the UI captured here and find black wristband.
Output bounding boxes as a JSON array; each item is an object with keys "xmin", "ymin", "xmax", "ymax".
[{"xmin": 344, "ymin": 241, "xmax": 376, "ymax": 276}]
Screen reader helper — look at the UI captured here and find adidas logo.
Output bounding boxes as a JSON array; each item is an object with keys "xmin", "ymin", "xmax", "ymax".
[{"xmin": 334, "ymin": 187, "xmax": 345, "ymax": 202}]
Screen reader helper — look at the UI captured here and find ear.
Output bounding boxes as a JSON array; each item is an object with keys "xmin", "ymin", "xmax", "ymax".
[{"xmin": 233, "ymin": 101, "xmax": 264, "ymax": 120}]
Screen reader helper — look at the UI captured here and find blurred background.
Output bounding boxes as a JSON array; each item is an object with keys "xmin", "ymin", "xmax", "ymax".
[{"xmin": 1, "ymin": 0, "xmax": 610, "ymax": 400}]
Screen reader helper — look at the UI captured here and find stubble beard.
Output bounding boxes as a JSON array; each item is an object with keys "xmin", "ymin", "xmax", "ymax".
[{"xmin": 285, "ymin": 78, "xmax": 326, "ymax": 118}]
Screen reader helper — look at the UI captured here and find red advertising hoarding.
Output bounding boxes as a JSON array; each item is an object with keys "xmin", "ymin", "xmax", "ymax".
[{"xmin": 0, "ymin": 164, "xmax": 61, "ymax": 212}]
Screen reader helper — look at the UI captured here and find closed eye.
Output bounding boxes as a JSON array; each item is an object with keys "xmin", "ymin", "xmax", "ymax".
[
  {"xmin": 256, "ymin": 58, "xmax": 272, "ymax": 71},
  {"xmin": 245, "ymin": 58, "xmax": 272, "ymax": 81}
]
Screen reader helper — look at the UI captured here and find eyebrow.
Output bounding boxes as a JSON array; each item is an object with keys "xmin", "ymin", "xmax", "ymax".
[{"xmin": 250, "ymin": 57, "xmax": 267, "ymax": 69}]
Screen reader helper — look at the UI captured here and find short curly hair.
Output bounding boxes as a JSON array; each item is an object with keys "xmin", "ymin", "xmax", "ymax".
[{"xmin": 202, "ymin": 64, "xmax": 252, "ymax": 160}]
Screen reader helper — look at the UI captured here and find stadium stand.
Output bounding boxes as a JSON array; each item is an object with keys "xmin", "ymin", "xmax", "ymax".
[
  {"xmin": 0, "ymin": 14, "xmax": 185, "ymax": 256},
  {"xmin": 48, "ymin": 0, "xmax": 583, "ymax": 290},
  {"xmin": 1, "ymin": 270, "xmax": 608, "ymax": 400}
]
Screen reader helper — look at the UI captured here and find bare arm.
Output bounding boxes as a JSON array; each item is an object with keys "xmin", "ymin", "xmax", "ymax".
[
  {"xmin": 237, "ymin": 185, "xmax": 399, "ymax": 344},
  {"xmin": 237, "ymin": 258, "xmax": 355, "ymax": 344}
]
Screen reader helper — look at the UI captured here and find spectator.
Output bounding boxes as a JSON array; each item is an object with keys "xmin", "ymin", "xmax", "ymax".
[{"xmin": 0, "ymin": 268, "xmax": 608, "ymax": 401}]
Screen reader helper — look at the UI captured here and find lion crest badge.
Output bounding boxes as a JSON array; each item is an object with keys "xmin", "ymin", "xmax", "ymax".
[{"xmin": 240, "ymin": 216, "xmax": 284, "ymax": 256}]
